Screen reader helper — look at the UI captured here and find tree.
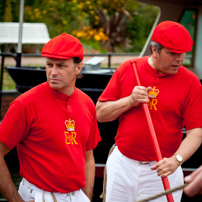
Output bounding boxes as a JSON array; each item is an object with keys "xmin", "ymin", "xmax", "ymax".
[
  {"xmin": 73, "ymin": 0, "xmax": 158, "ymax": 52},
  {"xmin": 0, "ymin": 0, "xmax": 158, "ymax": 53},
  {"xmin": 126, "ymin": 4, "xmax": 159, "ymax": 52},
  {"xmin": 23, "ymin": 0, "xmax": 82, "ymax": 38},
  {"xmin": 4, "ymin": 0, "xmax": 13, "ymax": 22}
]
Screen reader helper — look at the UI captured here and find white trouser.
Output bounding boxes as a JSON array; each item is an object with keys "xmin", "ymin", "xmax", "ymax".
[
  {"xmin": 106, "ymin": 146, "xmax": 184, "ymax": 202},
  {"xmin": 18, "ymin": 178, "xmax": 90, "ymax": 202}
]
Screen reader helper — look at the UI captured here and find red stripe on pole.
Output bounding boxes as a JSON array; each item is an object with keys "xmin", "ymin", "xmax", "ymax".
[{"xmin": 131, "ymin": 59, "xmax": 174, "ymax": 202}]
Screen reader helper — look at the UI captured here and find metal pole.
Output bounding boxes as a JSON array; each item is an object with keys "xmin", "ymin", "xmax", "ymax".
[
  {"xmin": 108, "ymin": 53, "xmax": 111, "ymax": 69},
  {"xmin": 131, "ymin": 59, "xmax": 174, "ymax": 202},
  {"xmin": 16, "ymin": 0, "xmax": 25, "ymax": 67},
  {"xmin": 0, "ymin": 55, "xmax": 4, "ymax": 119}
]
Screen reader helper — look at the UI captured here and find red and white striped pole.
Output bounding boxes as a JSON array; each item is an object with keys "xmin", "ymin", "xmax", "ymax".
[{"xmin": 131, "ymin": 59, "xmax": 174, "ymax": 202}]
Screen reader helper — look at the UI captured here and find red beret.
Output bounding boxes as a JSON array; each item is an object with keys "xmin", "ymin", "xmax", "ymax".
[
  {"xmin": 152, "ymin": 21, "xmax": 193, "ymax": 53},
  {"xmin": 41, "ymin": 33, "xmax": 84, "ymax": 60}
]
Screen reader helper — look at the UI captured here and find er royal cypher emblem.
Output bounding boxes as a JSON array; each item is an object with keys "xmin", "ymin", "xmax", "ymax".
[
  {"xmin": 148, "ymin": 86, "xmax": 159, "ymax": 110},
  {"xmin": 64, "ymin": 118, "xmax": 78, "ymax": 145}
]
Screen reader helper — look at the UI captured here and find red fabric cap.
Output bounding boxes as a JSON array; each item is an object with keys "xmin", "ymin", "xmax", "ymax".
[
  {"xmin": 152, "ymin": 21, "xmax": 193, "ymax": 53},
  {"xmin": 41, "ymin": 33, "xmax": 84, "ymax": 60}
]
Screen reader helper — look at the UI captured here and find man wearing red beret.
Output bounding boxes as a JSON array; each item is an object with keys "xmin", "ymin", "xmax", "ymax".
[
  {"xmin": 96, "ymin": 21, "xmax": 202, "ymax": 202},
  {"xmin": 0, "ymin": 33, "xmax": 101, "ymax": 202}
]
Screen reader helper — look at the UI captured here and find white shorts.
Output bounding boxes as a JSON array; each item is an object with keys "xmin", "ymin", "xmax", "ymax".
[
  {"xmin": 18, "ymin": 178, "xmax": 90, "ymax": 202},
  {"xmin": 106, "ymin": 146, "xmax": 184, "ymax": 202}
]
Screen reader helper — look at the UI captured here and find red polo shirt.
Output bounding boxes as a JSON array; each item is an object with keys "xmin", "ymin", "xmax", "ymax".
[
  {"xmin": 98, "ymin": 56, "xmax": 202, "ymax": 161},
  {"xmin": 0, "ymin": 82, "xmax": 101, "ymax": 192}
]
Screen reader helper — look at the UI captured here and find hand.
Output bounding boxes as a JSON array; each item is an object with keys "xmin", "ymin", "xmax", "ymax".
[
  {"xmin": 150, "ymin": 156, "xmax": 180, "ymax": 178},
  {"xmin": 129, "ymin": 86, "xmax": 152, "ymax": 107},
  {"xmin": 184, "ymin": 165, "xmax": 202, "ymax": 197}
]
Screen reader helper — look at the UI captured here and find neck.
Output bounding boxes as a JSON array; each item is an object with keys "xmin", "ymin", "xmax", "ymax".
[
  {"xmin": 63, "ymin": 86, "xmax": 75, "ymax": 96},
  {"xmin": 148, "ymin": 56, "xmax": 163, "ymax": 74},
  {"xmin": 148, "ymin": 56, "xmax": 155, "ymax": 69}
]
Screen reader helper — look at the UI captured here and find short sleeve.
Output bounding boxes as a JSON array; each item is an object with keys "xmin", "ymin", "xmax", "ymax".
[
  {"xmin": 98, "ymin": 67, "xmax": 121, "ymax": 102},
  {"xmin": 183, "ymin": 85, "xmax": 202, "ymax": 130},
  {"xmin": 0, "ymin": 100, "xmax": 31, "ymax": 149}
]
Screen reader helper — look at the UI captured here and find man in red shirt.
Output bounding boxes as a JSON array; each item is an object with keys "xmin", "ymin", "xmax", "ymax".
[
  {"xmin": 0, "ymin": 33, "xmax": 101, "ymax": 202},
  {"xmin": 96, "ymin": 21, "xmax": 202, "ymax": 202}
]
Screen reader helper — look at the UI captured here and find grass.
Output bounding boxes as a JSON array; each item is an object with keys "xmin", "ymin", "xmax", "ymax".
[{"xmin": 1, "ymin": 69, "xmax": 16, "ymax": 90}]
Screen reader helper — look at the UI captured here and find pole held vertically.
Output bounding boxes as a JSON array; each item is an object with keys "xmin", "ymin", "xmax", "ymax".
[{"xmin": 131, "ymin": 59, "xmax": 174, "ymax": 202}]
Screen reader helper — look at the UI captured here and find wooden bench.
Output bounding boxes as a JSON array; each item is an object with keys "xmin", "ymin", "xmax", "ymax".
[{"xmin": 0, "ymin": 22, "xmax": 50, "ymax": 52}]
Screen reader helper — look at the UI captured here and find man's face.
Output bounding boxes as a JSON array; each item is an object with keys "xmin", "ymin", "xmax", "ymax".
[
  {"xmin": 153, "ymin": 47, "xmax": 185, "ymax": 74},
  {"xmin": 46, "ymin": 58, "xmax": 82, "ymax": 95}
]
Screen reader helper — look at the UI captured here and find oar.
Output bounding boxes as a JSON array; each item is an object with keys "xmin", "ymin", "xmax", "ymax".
[
  {"xmin": 135, "ymin": 183, "xmax": 187, "ymax": 202},
  {"xmin": 131, "ymin": 59, "xmax": 174, "ymax": 202}
]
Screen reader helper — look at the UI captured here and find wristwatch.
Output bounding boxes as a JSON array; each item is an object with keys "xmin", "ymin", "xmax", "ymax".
[{"xmin": 174, "ymin": 154, "xmax": 183, "ymax": 165}]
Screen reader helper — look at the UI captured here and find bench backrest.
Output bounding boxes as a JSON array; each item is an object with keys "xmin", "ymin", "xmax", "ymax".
[{"xmin": 0, "ymin": 22, "xmax": 50, "ymax": 44}]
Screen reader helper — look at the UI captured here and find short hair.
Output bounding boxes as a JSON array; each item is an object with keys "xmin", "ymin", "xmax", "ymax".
[
  {"xmin": 73, "ymin": 57, "xmax": 82, "ymax": 64},
  {"xmin": 73, "ymin": 57, "xmax": 83, "ymax": 79},
  {"xmin": 150, "ymin": 40, "xmax": 164, "ymax": 54}
]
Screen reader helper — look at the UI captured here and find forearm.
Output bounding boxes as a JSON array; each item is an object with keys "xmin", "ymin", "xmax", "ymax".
[
  {"xmin": 96, "ymin": 86, "xmax": 152, "ymax": 122},
  {"xmin": 175, "ymin": 128, "xmax": 202, "ymax": 163},
  {"xmin": 82, "ymin": 150, "xmax": 95, "ymax": 201},
  {"xmin": 0, "ymin": 157, "xmax": 23, "ymax": 202},
  {"xmin": 96, "ymin": 97, "xmax": 132, "ymax": 122},
  {"xmin": 151, "ymin": 128, "xmax": 202, "ymax": 177}
]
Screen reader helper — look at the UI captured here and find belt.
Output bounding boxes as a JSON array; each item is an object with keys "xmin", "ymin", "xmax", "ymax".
[
  {"xmin": 115, "ymin": 147, "xmax": 156, "ymax": 166},
  {"xmin": 22, "ymin": 178, "xmax": 75, "ymax": 197},
  {"xmin": 139, "ymin": 162, "xmax": 150, "ymax": 165}
]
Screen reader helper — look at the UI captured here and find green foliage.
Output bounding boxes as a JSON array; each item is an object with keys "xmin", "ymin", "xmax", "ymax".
[
  {"xmin": 126, "ymin": 4, "xmax": 159, "ymax": 52},
  {"xmin": 0, "ymin": 0, "xmax": 159, "ymax": 53},
  {"xmin": 0, "ymin": 0, "xmax": 20, "ymax": 22},
  {"xmin": 180, "ymin": 10, "xmax": 195, "ymax": 39},
  {"xmin": 23, "ymin": 0, "xmax": 82, "ymax": 38},
  {"xmin": 4, "ymin": 0, "xmax": 13, "ymax": 21},
  {"xmin": 75, "ymin": 0, "xmax": 144, "ymax": 51},
  {"xmin": 2, "ymin": 69, "xmax": 15, "ymax": 90},
  {"xmin": 81, "ymin": 39, "xmax": 108, "ymax": 53},
  {"xmin": 0, "ymin": 0, "xmax": 6, "ymax": 22}
]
